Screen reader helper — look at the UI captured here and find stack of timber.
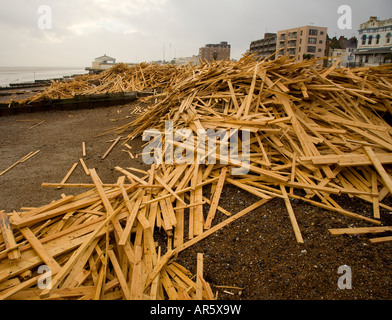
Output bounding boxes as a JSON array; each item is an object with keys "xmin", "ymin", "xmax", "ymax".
[
  {"xmin": 123, "ymin": 54, "xmax": 392, "ymax": 242},
  {"xmin": 17, "ymin": 62, "xmax": 187, "ymax": 104},
  {"xmin": 0, "ymin": 168, "xmax": 215, "ymax": 300},
  {"xmin": 1, "ymin": 54, "xmax": 392, "ymax": 300}
]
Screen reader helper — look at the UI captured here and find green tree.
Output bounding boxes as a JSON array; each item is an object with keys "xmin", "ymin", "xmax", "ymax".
[
  {"xmin": 303, "ymin": 54, "xmax": 314, "ymax": 60},
  {"xmin": 384, "ymin": 52, "xmax": 392, "ymax": 62}
]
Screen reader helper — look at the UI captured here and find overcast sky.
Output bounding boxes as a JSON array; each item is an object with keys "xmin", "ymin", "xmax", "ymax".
[{"xmin": 0, "ymin": 0, "xmax": 391, "ymax": 67}]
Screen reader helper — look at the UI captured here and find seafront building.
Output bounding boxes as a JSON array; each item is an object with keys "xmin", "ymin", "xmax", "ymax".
[
  {"xmin": 249, "ymin": 33, "xmax": 277, "ymax": 60},
  {"xmin": 276, "ymin": 25, "xmax": 328, "ymax": 63},
  {"xmin": 199, "ymin": 42, "xmax": 231, "ymax": 62},
  {"xmin": 354, "ymin": 16, "xmax": 392, "ymax": 66},
  {"xmin": 326, "ymin": 36, "xmax": 357, "ymax": 68},
  {"xmin": 85, "ymin": 55, "xmax": 137, "ymax": 74}
]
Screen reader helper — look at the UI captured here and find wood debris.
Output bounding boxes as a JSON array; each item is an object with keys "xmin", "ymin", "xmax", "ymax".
[
  {"xmin": 1, "ymin": 54, "xmax": 392, "ymax": 300},
  {"xmin": 0, "ymin": 150, "xmax": 40, "ymax": 177},
  {"xmin": 18, "ymin": 63, "xmax": 187, "ymax": 105},
  {"xmin": 122, "ymin": 54, "xmax": 392, "ymax": 241}
]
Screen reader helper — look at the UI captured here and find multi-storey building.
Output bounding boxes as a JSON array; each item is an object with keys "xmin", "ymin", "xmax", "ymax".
[
  {"xmin": 326, "ymin": 36, "xmax": 357, "ymax": 68},
  {"xmin": 249, "ymin": 33, "xmax": 277, "ymax": 60},
  {"xmin": 199, "ymin": 42, "xmax": 231, "ymax": 62},
  {"xmin": 355, "ymin": 16, "xmax": 392, "ymax": 66},
  {"xmin": 276, "ymin": 25, "xmax": 328, "ymax": 63}
]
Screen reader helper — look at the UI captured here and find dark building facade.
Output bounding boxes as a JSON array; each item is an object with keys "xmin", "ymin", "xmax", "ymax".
[
  {"xmin": 199, "ymin": 41, "xmax": 231, "ymax": 62},
  {"xmin": 249, "ymin": 33, "xmax": 277, "ymax": 59}
]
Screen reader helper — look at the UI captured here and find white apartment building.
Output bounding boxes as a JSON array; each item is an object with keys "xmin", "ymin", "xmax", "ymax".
[{"xmin": 355, "ymin": 16, "xmax": 392, "ymax": 66}]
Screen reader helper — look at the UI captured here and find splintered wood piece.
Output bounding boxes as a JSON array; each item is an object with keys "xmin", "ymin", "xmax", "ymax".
[
  {"xmin": 154, "ymin": 174, "xmax": 187, "ymax": 206},
  {"xmin": 28, "ymin": 120, "xmax": 45, "ymax": 130},
  {"xmin": 204, "ymin": 167, "xmax": 228, "ymax": 229},
  {"xmin": 193, "ymin": 167, "xmax": 204, "ymax": 236},
  {"xmin": 280, "ymin": 185, "xmax": 304, "ymax": 244},
  {"xmin": 364, "ymin": 146, "xmax": 392, "ymax": 195},
  {"xmin": 0, "ymin": 212, "xmax": 21, "ymax": 260},
  {"xmin": 19, "ymin": 226, "xmax": 61, "ymax": 273},
  {"xmin": 371, "ymin": 171, "xmax": 380, "ymax": 219},
  {"xmin": 196, "ymin": 253, "xmax": 204, "ymax": 300},
  {"xmin": 58, "ymin": 162, "xmax": 79, "ymax": 187},
  {"xmin": 329, "ymin": 226, "xmax": 392, "ymax": 236},
  {"xmin": 108, "ymin": 249, "xmax": 130, "ymax": 300},
  {"xmin": 39, "ymin": 169, "xmax": 122, "ymax": 298},
  {"xmin": 173, "ymin": 195, "xmax": 185, "ymax": 248},
  {"xmin": 79, "ymin": 158, "xmax": 90, "ymax": 176},
  {"xmin": 82, "ymin": 142, "xmax": 86, "ymax": 157},
  {"xmin": 369, "ymin": 236, "xmax": 392, "ymax": 244},
  {"xmin": 118, "ymin": 193, "xmax": 143, "ymax": 246},
  {"xmin": 101, "ymin": 136, "xmax": 121, "ymax": 160},
  {"xmin": 0, "ymin": 150, "xmax": 40, "ymax": 177}
]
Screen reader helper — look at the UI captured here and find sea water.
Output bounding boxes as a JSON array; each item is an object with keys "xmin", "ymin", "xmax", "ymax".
[{"xmin": 0, "ymin": 67, "xmax": 87, "ymax": 87}]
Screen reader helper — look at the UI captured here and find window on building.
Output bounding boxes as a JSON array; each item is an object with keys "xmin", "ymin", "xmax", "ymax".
[
  {"xmin": 376, "ymin": 34, "xmax": 380, "ymax": 44},
  {"xmin": 309, "ymin": 29, "xmax": 318, "ymax": 36},
  {"xmin": 318, "ymin": 48, "xmax": 322, "ymax": 52},
  {"xmin": 320, "ymin": 31, "xmax": 324, "ymax": 35},
  {"xmin": 386, "ymin": 33, "xmax": 391, "ymax": 43},
  {"xmin": 308, "ymin": 38, "xmax": 317, "ymax": 44},
  {"xmin": 368, "ymin": 35, "xmax": 373, "ymax": 45},
  {"xmin": 299, "ymin": 47, "xmax": 301, "ymax": 52},
  {"xmin": 299, "ymin": 39, "xmax": 302, "ymax": 44},
  {"xmin": 307, "ymin": 46, "xmax": 316, "ymax": 53},
  {"xmin": 361, "ymin": 35, "xmax": 367, "ymax": 45},
  {"xmin": 319, "ymin": 40, "xmax": 323, "ymax": 44}
]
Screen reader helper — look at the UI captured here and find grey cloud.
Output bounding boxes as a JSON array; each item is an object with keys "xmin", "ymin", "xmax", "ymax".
[{"xmin": 0, "ymin": 0, "xmax": 391, "ymax": 66}]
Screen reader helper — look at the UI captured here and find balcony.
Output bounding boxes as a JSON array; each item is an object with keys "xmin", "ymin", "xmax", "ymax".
[
  {"xmin": 287, "ymin": 41, "xmax": 297, "ymax": 48},
  {"xmin": 288, "ymin": 33, "xmax": 298, "ymax": 39}
]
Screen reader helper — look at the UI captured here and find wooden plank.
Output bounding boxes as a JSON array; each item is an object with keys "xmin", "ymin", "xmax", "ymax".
[
  {"xmin": 58, "ymin": 162, "xmax": 79, "ymax": 187},
  {"xmin": 369, "ymin": 236, "xmax": 392, "ymax": 244},
  {"xmin": 173, "ymin": 195, "xmax": 185, "ymax": 248},
  {"xmin": 193, "ymin": 167, "xmax": 204, "ymax": 236},
  {"xmin": 154, "ymin": 174, "xmax": 187, "ymax": 206},
  {"xmin": 0, "ymin": 212, "xmax": 21, "ymax": 260},
  {"xmin": 145, "ymin": 249, "xmax": 176, "ymax": 288},
  {"xmin": 364, "ymin": 146, "xmax": 392, "ymax": 195},
  {"xmin": 196, "ymin": 253, "xmax": 204, "ymax": 300},
  {"xmin": 159, "ymin": 200, "xmax": 174, "ymax": 235},
  {"xmin": 82, "ymin": 141, "xmax": 86, "ymax": 157},
  {"xmin": 280, "ymin": 185, "xmax": 304, "ymax": 244},
  {"xmin": 0, "ymin": 150, "xmax": 40, "ymax": 177},
  {"xmin": 20, "ymin": 195, "xmax": 75, "ymax": 219},
  {"xmin": 79, "ymin": 158, "xmax": 90, "ymax": 176},
  {"xmin": 329, "ymin": 226, "xmax": 392, "ymax": 236},
  {"xmin": 39, "ymin": 169, "xmax": 123, "ymax": 298},
  {"xmin": 204, "ymin": 167, "xmax": 228, "ymax": 229},
  {"xmin": 108, "ymin": 249, "xmax": 130, "ymax": 300},
  {"xmin": 118, "ymin": 194, "xmax": 143, "ymax": 246},
  {"xmin": 371, "ymin": 171, "xmax": 380, "ymax": 219},
  {"xmin": 101, "ymin": 136, "xmax": 121, "ymax": 160},
  {"xmin": 19, "ymin": 227, "xmax": 61, "ymax": 273}
]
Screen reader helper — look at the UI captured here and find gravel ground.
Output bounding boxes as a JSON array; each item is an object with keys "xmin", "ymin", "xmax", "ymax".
[{"xmin": 0, "ymin": 101, "xmax": 391, "ymax": 300}]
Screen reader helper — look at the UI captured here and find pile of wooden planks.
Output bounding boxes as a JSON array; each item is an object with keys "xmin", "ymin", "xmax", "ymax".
[
  {"xmin": 1, "ymin": 54, "xmax": 392, "ymax": 300},
  {"xmin": 0, "ymin": 167, "xmax": 216, "ymax": 300},
  {"xmin": 18, "ymin": 63, "xmax": 188, "ymax": 104},
  {"xmin": 123, "ymin": 54, "xmax": 392, "ymax": 243}
]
